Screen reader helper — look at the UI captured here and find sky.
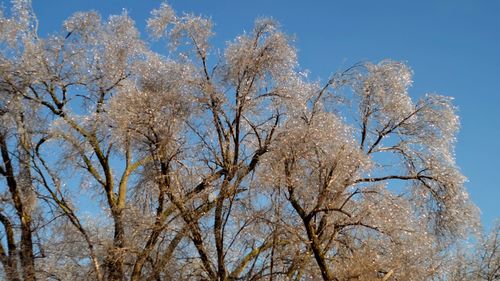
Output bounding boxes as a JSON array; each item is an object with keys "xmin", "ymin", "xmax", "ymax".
[{"xmin": 22, "ymin": 0, "xmax": 500, "ymax": 229}]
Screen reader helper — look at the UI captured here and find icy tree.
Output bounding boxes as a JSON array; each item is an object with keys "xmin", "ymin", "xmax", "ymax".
[{"xmin": 0, "ymin": 1, "xmax": 483, "ymax": 280}]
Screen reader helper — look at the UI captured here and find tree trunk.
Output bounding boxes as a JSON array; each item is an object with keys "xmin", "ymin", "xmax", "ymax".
[
  {"xmin": 107, "ymin": 209, "xmax": 125, "ymax": 281},
  {"xmin": 303, "ymin": 219, "xmax": 333, "ymax": 281},
  {"xmin": 0, "ymin": 213, "xmax": 21, "ymax": 281},
  {"xmin": 1, "ymin": 135, "xmax": 36, "ymax": 281},
  {"xmin": 20, "ymin": 217, "xmax": 36, "ymax": 281}
]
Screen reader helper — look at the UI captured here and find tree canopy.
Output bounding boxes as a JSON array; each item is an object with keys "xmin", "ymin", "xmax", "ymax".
[{"xmin": 0, "ymin": 1, "xmax": 495, "ymax": 281}]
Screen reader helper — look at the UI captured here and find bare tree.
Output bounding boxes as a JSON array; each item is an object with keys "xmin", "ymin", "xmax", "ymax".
[
  {"xmin": 0, "ymin": 1, "xmax": 487, "ymax": 281},
  {"xmin": 474, "ymin": 223, "xmax": 500, "ymax": 281},
  {"xmin": 449, "ymin": 222, "xmax": 500, "ymax": 281}
]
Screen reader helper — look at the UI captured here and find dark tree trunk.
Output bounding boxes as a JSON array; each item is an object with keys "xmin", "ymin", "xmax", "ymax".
[{"xmin": 1, "ymin": 134, "xmax": 36, "ymax": 281}]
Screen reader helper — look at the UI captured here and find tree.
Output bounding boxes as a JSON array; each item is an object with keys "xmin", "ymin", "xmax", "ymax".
[
  {"xmin": 472, "ymin": 222, "xmax": 500, "ymax": 281},
  {"xmin": 448, "ymin": 222, "xmax": 500, "ymax": 281},
  {"xmin": 0, "ymin": 1, "xmax": 482, "ymax": 280}
]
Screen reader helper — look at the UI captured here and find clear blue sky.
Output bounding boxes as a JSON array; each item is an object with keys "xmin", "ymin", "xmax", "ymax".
[{"xmin": 24, "ymin": 0, "xmax": 500, "ymax": 228}]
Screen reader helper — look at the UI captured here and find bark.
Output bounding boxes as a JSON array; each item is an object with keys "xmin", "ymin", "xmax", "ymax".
[
  {"xmin": 0, "ymin": 213, "xmax": 21, "ymax": 281},
  {"xmin": 107, "ymin": 209, "xmax": 126, "ymax": 281},
  {"xmin": 0, "ymin": 134, "xmax": 36, "ymax": 281},
  {"xmin": 285, "ymin": 161, "xmax": 334, "ymax": 281},
  {"xmin": 214, "ymin": 179, "xmax": 230, "ymax": 281}
]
